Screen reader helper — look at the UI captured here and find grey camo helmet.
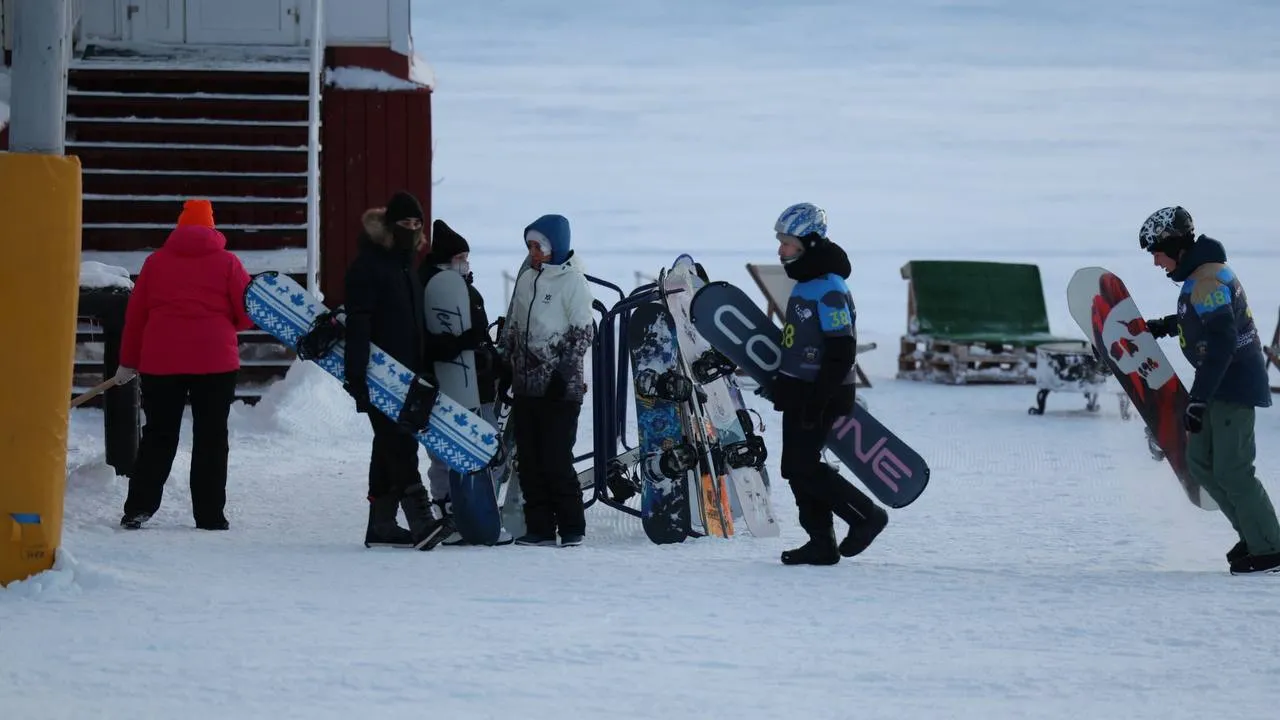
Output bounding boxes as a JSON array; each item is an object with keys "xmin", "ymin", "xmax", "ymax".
[{"xmin": 1139, "ymin": 206, "xmax": 1195, "ymax": 254}]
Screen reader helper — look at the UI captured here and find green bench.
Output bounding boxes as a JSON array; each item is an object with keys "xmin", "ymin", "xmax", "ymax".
[{"xmin": 896, "ymin": 260, "xmax": 1080, "ymax": 384}]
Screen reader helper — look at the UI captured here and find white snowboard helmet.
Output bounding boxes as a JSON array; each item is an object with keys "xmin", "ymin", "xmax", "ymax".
[{"xmin": 774, "ymin": 202, "xmax": 828, "ymax": 248}]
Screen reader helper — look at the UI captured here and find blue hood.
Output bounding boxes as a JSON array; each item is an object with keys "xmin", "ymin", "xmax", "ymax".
[
  {"xmin": 524, "ymin": 214, "xmax": 571, "ymax": 265},
  {"xmin": 1169, "ymin": 235, "xmax": 1227, "ymax": 282}
]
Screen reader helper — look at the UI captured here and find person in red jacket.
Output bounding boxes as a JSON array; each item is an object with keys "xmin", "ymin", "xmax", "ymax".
[{"xmin": 116, "ymin": 199, "xmax": 254, "ymax": 531}]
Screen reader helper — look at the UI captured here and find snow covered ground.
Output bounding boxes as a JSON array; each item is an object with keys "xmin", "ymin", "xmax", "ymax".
[{"xmin": 5, "ymin": 1, "xmax": 1280, "ymax": 718}]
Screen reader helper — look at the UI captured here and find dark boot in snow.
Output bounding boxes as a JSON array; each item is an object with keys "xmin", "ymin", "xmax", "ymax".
[
  {"xmin": 781, "ymin": 529, "xmax": 840, "ymax": 566},
  {"xmin": 1227, "ymin": 540, "xmax": 1248, "ymax": 564},
  {"xmin": 840, "ymin": 504, "xmax": 888, "ymax": 558},
  {"xmin": 400, "ymin": 483, "xmax": 452, "ymax": 551},
  {"xmin": 364, "ymin": 493, "xmax": 414, "ymax": 548}
]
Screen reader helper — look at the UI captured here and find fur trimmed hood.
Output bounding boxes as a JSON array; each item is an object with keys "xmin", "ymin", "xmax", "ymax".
[{"xmin": 361, "ymin": 207, "xmax": 427, "ymax": 253}]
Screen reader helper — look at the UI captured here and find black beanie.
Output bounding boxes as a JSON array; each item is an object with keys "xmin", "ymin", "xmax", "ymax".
[
  {"xmin": 428, "ymin": 219, "xmax": 470, "ymax": 263},
  {"xmin": 385, "ymin": 191, "xmax": 424, "ymax": 226}
]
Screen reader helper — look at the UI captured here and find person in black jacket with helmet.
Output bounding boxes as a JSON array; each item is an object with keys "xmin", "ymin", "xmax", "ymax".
[
  {"xmin": 767, "ymin": 202, "xmax": 888, "ymax": 566},
  {"xmin": 1138, "ymin": 205, "xmax": 1280, "ymax": 575}
]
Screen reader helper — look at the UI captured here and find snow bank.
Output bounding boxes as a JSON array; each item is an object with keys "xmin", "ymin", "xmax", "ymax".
[
  {"xmin": 325, "ymin": 66, "xmax": 424, "ymax": 92},
  {"xmin": 0, "ymin": 548, "xmax": 105, "ymax": 599},
  {"xmin": 79, "ymin": 260, "xmax": 134, "ymax": 290},
  {"xmin": 230, "ymin": 360, "xmax": 369, "ymax": 440}
]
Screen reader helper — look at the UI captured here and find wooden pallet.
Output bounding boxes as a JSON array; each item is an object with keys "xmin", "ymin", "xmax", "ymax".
[{"xmin": 897, "ymin": 336, "xmax": 1037, "ymax": 385}]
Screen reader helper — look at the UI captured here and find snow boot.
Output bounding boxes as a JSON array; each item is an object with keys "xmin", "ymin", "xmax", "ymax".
[
  {"xmin": 120, "ymin": 512, "xmax": 151, "ymax": 530},
  {"xmin": 364, "ymin": 493, "xmax": 414, "ymax": 548},
  {"xmin": 781, "ymin": 539, "xmax": 840, "ymax": 566},
  {"xmin": 400, "ymin": 483, "xmax": 452, "ymax": 551},
  {"xmin": 839, "ymin": 504, "xmax": 888, "ymax": 558},
  {"xmin": 514, "ymin": 533, "xmax": 558, "ymax": 547},
  {"xmin": 1227, "ymin": 540, "xmax": 1248, "ymax": 564},
  {"xmin": 781, "ymin": 529, "xmax": 840, "ymax": 566},
  {"xmin": 1230, "ymin": 551, "xmax": 1280, "ymax": 575},
  {"xmin": 433, "ymin": 496, "xmax": 469, "ymax": 546}
]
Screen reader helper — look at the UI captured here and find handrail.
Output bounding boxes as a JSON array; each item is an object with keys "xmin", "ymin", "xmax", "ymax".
[{"xmin": 305, "ymin": 0, "xmax": 325, "ymax": 297}]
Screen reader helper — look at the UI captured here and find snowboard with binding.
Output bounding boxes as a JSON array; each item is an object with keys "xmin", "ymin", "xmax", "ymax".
[
  {"xmin": 689, "ymin": 280, "xmax": 930, "ymax": 508},
  {"xmin": 244, "ymin": 272, "xmax": 499, "ymax": 473},
  {"xmin": 424, "ymin": 268, "xmax": 504, "ymax": 544},
  {"xmin": 1066, "ymin": 267, "xmax": 1215, "ymax": 511},
  {"xmin": 663, "ymin": 259, "xmax": 777, "ymax": 537},
  {"xmin": 627, "ymin": 301, "xmax": 701, "ymax": 543}
]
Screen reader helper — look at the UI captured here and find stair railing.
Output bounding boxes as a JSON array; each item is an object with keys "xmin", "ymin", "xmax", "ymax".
[{"xmin": 305, "ymin": 0, "xmax": 326, "ymax": 297}]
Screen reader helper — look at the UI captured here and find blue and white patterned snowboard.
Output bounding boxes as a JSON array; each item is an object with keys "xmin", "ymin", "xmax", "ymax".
[{"xmin": 244, "ymin": 272, "xmax": 499, "ymax": 473}]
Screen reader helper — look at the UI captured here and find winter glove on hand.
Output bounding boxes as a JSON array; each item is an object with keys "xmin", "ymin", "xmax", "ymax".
[
  {"xmin": 458, "ymin": 326, "xmax": 487, "ymax": 351},
  {"xmin": 545, "ymin": 372, "xmax": 568, "ymax": 401},
  {"xmin": 1145, "ymin": 315, "xmax": 1177, "ymax": 339},
  {"xmin": 112, "ymin": 365, "xmax": 137, "ymax": 385},
  {"xmin": 345, "ymin": 379, "xmax": 374, "ymax": 414},
  {"xmin": 1184, "ymin": 399, "xmax": 1207, "ymax": 433}
]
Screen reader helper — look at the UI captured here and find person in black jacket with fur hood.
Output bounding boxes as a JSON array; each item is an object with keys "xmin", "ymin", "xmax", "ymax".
[
  {"xmin": 417, "ymin": 218, "xmax": 507, "ymax": 545},
  {"xmin": 344, "ymin": 191, "xmax": 452, "ymax": 551}
]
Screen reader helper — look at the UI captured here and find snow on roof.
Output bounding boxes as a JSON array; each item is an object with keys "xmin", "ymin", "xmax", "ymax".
[
  {"xmin": 325, "ymin": 65, "xmax": 428, "ymax": 92},
  {"xmin": 79, "ymin": 261, "xmax": 134, "ymax": 290}
]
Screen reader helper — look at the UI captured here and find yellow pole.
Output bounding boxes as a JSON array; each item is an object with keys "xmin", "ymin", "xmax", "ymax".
[{"xmin": 0, "ymin": 151, "xmax": 82, "ymax": 586}]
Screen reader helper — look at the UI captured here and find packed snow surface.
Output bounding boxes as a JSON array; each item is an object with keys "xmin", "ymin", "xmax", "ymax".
[{"xmin": 4, "ymin": 1, "xmax": 1280, "ymax": 718}]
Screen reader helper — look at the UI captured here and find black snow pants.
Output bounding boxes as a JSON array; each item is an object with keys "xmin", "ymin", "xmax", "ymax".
[
  {"xmin": 512, "ymin": 395, "xmax": 585, "ymax": 539},
  {"xmin": 123, "ymin": 371, "xmax": 238, "ymax": 528},
  {"xmin": 779, "ymin": 404, "xmax": 880, "ymax": 542}
]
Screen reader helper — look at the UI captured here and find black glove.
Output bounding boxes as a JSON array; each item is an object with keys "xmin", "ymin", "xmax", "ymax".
[
  {"xmin": 545, "ymin": 372, "xmax": 568, "ymax": 401},
  {"xmin": 1145, "ymin": 315, "xmax": 1177, "ymax": 339},
  {"xmin": 458, "ymin": 326, "xmax": 487, "ymax": 351},
  {"xmin": 345, "ymin": 379, "xmax": 374, "ymax": 414},
  {"xmin": 1184, "ymin": 399, "xmax": 1207, "ymax": 433}
]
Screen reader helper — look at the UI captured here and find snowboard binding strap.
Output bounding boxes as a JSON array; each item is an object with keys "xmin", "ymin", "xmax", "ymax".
[
  {"xmin": 396, "ymin": 376, "xmax": 439, "ymax": 433},
  {"xmin": 636, "ymin": 368, "xmax": 693, "ymax": 403},
  {"xmin": 296, "ymin": 308, "xmax": 345, "ymax": 361},
  {"xmin": 691, "ymin": 349, "xmax": 736, "ymax": 384}
]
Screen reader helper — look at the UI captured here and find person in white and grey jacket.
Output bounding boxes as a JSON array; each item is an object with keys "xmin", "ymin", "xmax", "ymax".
[{"xmin": 499, "ymin": 213, "xmax": 595, "ymax": 547}]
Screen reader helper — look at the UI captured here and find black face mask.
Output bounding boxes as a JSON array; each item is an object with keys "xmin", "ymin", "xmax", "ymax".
[{"xmin": 390, "ymin": 226, "xmax": 418, "ymax": 252}]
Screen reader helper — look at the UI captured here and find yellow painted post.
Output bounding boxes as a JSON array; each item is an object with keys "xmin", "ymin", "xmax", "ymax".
[{"xmin": 0, "ymin": 152, "xmax": 82, "ymax": 586}]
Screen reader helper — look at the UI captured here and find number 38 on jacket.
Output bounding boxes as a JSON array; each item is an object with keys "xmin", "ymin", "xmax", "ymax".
[{"xmin": 779, "ymin": 275, "xmax": 857, "ymax": 382}]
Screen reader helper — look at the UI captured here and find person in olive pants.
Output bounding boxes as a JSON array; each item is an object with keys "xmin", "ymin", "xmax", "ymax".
[{"xmin": 1138, "ymin": 205, "xmax": 1280, "ymax": 575}]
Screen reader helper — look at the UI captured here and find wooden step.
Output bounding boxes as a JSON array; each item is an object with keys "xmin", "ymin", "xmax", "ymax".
[
  {"xmin": 80, "ymin": 249, "xmax": 309, "ymax": 276},
  {"xmin": 68, "ymin": 118, "xmax": 310, "ymax": 147},
  {"xmin": 69, "ymin": 141, "xmax": 308, "ymax": 174},
  {"xmin": 81, "ymin": 169, "xmax": 308, "ymax": 199},
  {"xmin": 67, "ymin": 93, "xmax": 309, "ymax": 123},
  {"xmin": 83, "ymin": 196, "xmax": 307, "ymax": 226},
  {"xmin": 68, "ymin": 69, "xmax": 309, "ymax": 96},
  {"xmin": 83, "ymin": 225, "xmax": 307, "ymax": 252}
]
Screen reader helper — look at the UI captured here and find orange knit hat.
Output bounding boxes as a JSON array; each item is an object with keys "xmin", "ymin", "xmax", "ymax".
[{"xmin": 177, "ymin": 199, "xmax": 215, "ymax": 228}]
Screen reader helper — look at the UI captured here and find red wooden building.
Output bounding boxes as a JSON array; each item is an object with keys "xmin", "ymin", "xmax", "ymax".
[{"xmin": 1, "ymin": 0, "xmax": 435, "ymax": 400}]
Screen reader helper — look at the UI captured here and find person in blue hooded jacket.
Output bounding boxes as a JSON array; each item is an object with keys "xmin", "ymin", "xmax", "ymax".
[
  {"xmin": 499, "ymin": 213, "xmax": 595, "ymax": 547},
  {"xmin": 767, "ymin": 203, "xmax": 888, "ymax": 566},
  {"xmin": 1139, "ymin": 205, "xmax": 1280, "ymax": 575}
]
